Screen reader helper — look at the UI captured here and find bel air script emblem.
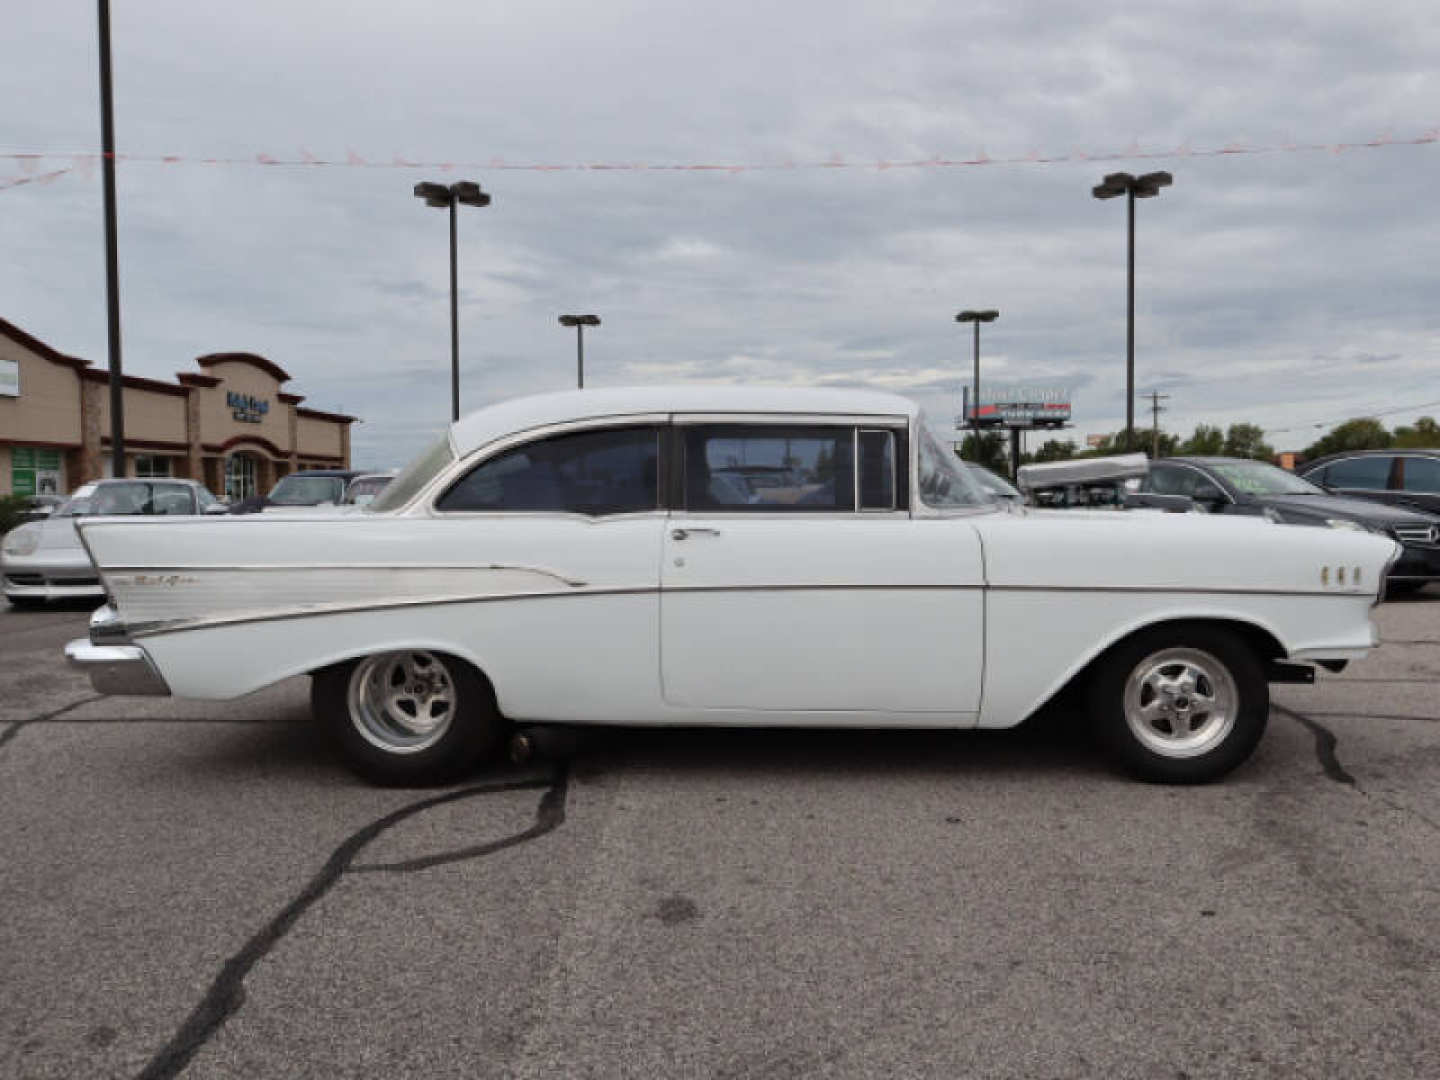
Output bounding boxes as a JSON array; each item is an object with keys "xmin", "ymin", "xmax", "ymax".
[{"xmin": 129, "ymin": 574, "xmax": 198, "ymax": 587}]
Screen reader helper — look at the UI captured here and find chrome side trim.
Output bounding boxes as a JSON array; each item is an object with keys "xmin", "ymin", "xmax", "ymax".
[
  {"xmin": 105, "ymin": 563, "xmax": 590, "ymax": 587},
  {"xmin": 64, "ymin": 639, "xmax": 171, "ymax": 696},
  {"xmin": 989, "ymin": 584, "xmax": 1372, "ymax": 598},
  {"xmin": 120, "ymin": 580, "xmax": 1367, "ymax": 640}
]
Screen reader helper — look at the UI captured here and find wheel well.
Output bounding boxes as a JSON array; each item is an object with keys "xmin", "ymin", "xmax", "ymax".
[{"xmin": 1060, "ymin": 618, "xmax": 1286, "ymax": 702}]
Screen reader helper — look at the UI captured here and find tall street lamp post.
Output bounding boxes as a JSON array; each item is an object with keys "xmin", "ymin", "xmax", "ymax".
[
  {"xmin": 1092, "ymin": 170, "xmax": 1172, "ymax": 451},
  {"xmin": 955, "ymin": 309, "xmax": 999, "ymax": 451},
  {"xmin": 559, "ymin": 314, "xmax": 600, "ymax": 388},
  {"xmin": 97, "ymin": 0, "xmax": 125, "ymax": 478},
  {"xmin": 414, "ymin": 180, "xmax": 491, "ymax": 422}
]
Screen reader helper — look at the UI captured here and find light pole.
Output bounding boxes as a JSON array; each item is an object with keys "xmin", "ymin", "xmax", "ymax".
[
  {"xmin": 1092, "ymin": 170, "xmax": 1172, "ymax": 451},
  {"xmin": 955, "ymin": 309, "xmax": 999, "ymax": 454},
  {"xmin": 414, "ymin": 180, "xmax": 491, "ymax": 422},
  {"xmin": 559, "ymin": 314, "xmax": 600, "ymax": 388},
  {"xmin": 97, "ymin": 0, "xmax": 125, "ymax": 478}
]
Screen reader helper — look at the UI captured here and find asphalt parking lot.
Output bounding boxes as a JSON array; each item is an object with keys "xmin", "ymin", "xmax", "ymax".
[{"xmin": 1, "ymin": 595, "xmax": 1437, "ymax": 1079}]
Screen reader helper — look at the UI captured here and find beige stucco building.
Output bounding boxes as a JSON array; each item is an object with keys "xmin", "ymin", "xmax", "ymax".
[{"xmin": 0, "ymin": 317, "xmax": 355, "ymax": 500}]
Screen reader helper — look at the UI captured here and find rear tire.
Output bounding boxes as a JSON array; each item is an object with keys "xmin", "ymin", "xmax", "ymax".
[
  {"xmin": 311, "ymin": 651, "xmax": 506, "ymax": 786},
  {"xmin": 1088, "ymin": 625, "xmax": 1268, "ymax": 783}
]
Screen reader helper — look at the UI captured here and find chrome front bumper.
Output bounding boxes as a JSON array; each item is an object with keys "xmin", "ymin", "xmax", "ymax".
[{"xmin": 65, "ymin": 639, "xmax": 172, "ymax": 696}]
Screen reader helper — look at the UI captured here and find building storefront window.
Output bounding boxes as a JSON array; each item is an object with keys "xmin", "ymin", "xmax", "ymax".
[
  {"xmin": 225, "ymin": 452, "xmax": 258, "ymax": 501},
  {"xmin": 11, "ymin": 447, "xmax": 62, "ymax": 495},
  {"xmin": 134, "ymin": 454, "xmax": 173, "ymax": 478}
]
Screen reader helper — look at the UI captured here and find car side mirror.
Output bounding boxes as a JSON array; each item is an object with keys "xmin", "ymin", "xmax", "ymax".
[{"xmin": 1191, "ymin": 482, "xmax": 1227, "ymax": 509}]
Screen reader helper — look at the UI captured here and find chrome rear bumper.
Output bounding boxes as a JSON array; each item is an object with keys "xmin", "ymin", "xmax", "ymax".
[{"xmin": 65, "ymin": 639, "xmax": 172, "ymax": 696}]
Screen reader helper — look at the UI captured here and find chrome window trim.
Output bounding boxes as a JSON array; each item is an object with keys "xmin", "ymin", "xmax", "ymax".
[
  {"xmin": 425, "ymin": 418, "xmax": 670, "ymax": 518},
  {"xmin": 670, "ymin": 412, "xmax": 909, "ymax": 427},
  {"xmin": 666, "ymin": 509, "xmax": 910, "ymax": 520},
  {"xmin": 857, "ymin": 428, "xmax": 898, "ymax": 513}
]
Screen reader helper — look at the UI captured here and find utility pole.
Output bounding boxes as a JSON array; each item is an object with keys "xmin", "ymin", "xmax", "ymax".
[{"xmin": 1146, "ymin": 391, "xmax": 1170, "ymax": 458}]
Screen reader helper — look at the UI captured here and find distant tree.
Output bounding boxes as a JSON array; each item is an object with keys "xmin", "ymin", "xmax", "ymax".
[
  {"xmin": 958, "ymin": 431, "xmax": 1008, "ymax": 473},
  {"xmin": 1393, "ymin": 416, "xmax": 1440, "ymax": 449},
  {"xmin": 1032, "ymin": 439, "xmax": 1078, "ymax": 463},
  {"xmin": 1083, "ymin": 429, "xmax": 1177, "ymax": 459},
  {"xmin": 1222, "ymin": 423, "xmax": 1275, "ymax": 461},
  {"xmin": 1302, "ymin": 418, "xmax": 1392, "ymax": 460},
  {"xmin": 1179, "ymin": 424, "xmax": 1225, "ymax": 456}
]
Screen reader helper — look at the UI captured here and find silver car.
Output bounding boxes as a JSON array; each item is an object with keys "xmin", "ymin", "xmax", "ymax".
[{"xmin": 2, "ymin": 478, "xmax": 223, "ymax": 608}]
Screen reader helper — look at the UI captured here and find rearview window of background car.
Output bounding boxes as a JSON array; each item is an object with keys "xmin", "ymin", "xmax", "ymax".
[
  {"xmin": 437, "ymin": 426, "xmax": 660, "ymax": 515},
  {"xmin": 1401, "ymin": 456, "xmax": 1440, "ymax": 493},
  {"xmin": 684, "ymin": 425, "xmax": 854, "ymax": 511},
  {"xmin": 1326, "ymin": 456, "xmax": 1391, "ymax": 490}
]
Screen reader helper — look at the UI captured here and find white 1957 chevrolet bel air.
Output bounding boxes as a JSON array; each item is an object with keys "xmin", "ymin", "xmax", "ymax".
[{"xmin": 67, "ymin": 387, "xmax": 1398, "ymax": 785}]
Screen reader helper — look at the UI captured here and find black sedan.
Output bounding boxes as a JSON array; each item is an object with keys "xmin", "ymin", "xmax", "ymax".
[
  {"xmin": 1298, "ymin": 448, "xmax": 1440, "ymax": 516},
  {"xmin": 1139, "ymin": 457, "xmax": 1440, "ymax": 594}
]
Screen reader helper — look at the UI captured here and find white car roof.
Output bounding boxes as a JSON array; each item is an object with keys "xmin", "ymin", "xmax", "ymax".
[
  {"xmin": 449, "ymin": 386, "xmax": 920, "ymax": 458},
  {"xmin": 1017, "ymin": 453, "xmax": 1150, "ymax": 490}
]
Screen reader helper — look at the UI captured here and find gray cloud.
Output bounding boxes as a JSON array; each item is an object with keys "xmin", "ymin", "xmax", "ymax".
[{"xmin": 3, "ymin": 0, "xmax": 1439, "ymax": 467}]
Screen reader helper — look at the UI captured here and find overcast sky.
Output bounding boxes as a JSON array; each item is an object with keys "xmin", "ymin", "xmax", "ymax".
[{"xmin": 4, "ymin": 0, "xmax": 1438, "ymax": 465}]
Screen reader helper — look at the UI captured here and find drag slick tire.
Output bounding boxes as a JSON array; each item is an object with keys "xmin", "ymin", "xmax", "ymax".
[
  {"xmin": 311, "ymin": 650, "xmax": 505, "ymax": 786},
  {"xmin": 1088, "ymin": 625, "xmax": 1268, "ymax": 784}
]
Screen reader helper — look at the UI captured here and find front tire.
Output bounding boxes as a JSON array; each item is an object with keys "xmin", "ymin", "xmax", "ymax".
[
  {"xmin": 1088, "ymin": 626, "xmax": 1268, "ymax": 783},
  {"xmin": 311, "ymin": 651, "xmax": 505, "ymax": 786}
]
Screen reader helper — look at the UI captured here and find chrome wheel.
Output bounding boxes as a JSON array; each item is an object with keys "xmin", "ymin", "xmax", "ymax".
[
  {"xmin": 1122, "ymin": 647, "xmax": 1237, "ymax": 759},
  {"xmin": 346, "ymin": 651, "xmax": 456, "ymax": 754}
]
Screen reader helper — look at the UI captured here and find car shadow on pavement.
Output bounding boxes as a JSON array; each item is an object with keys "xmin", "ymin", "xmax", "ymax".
[{"xmin": 531, "ymin": 708, "xmax": 1109, "ymax": 785}]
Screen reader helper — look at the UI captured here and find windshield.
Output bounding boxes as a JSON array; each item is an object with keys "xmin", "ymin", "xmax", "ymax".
[
  {"xmin": 369, "ymin": 436, "xmax": 455, "ymax": 513},
  {"xmin": 57, "ymin": 481, "xmax": 195, "ymax": 516},
  {"xmin": 268, "ymin": 475, "xmax": 346, "ymax": 506},
  {"xmin": 968, "ymin": 465, "xmax": 1020, "ymax": 501},
  {"xmin": 916, "ymin": 418, "xmax": 988, "ymax": 509},
  {"xmin": 1206, "ymin": 460, "xmax": 1325, "ymax": 496}
]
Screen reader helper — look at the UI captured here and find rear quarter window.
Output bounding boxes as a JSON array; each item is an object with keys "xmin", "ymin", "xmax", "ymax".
[{"xmin": 1325, "ymin": 456, "xmax": 1392, "ymax": 490}]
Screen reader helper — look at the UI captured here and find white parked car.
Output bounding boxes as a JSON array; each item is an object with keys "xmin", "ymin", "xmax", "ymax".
[
  {"xmin": 3, "ymin": 479, "xmax": 224, "ymax": 608},
  {"xmin": 66, "ymin": 387, "xmax": 1398, "ymax": 785}
]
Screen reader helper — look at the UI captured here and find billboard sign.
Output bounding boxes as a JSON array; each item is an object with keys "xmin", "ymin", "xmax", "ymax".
[
  {"xmin": 0, "ymin": 352, "xmax": 17, "ymax": 397},
  {"xmin": 959, "ymin": 385, "xmax": 1072, "ymax": 428}
]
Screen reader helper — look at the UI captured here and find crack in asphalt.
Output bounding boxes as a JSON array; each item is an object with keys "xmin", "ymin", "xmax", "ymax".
[
  {"xmin": 136, "ymin": 766, "xmax": 570, "ymax": 1080},
  {"xmin": 1332, "ymin": 676, "xmax": 1440, "ymax": 684},
  {"xmin": 0, "ymin": 694, "xmax": 103, "ymax": 755},
  {"xmin": 1301, "ymin": 710, "xmax": 1438, "ymax": 724},
  {"xmin": 1276, "ymin": 706, "xmax": 1440, "ymax": 836},
  {"xmin": 1273, "ymin": 704, "xmax": 1355, "ymax": 785}
]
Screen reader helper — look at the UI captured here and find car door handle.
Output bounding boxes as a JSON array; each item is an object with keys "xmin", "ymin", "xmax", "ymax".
[{"xmin": 671, "ymin": 527, "xmax": 721, "ymax": 540}]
